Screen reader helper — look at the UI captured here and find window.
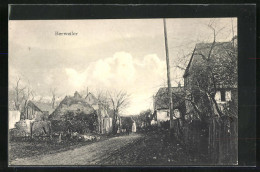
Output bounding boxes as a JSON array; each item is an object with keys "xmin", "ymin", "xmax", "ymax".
[
  {"xmin": 220, "ymin": 90, "xmax": 226, "ymax": 101},
  {"xmin": 215, "ymin": 91, "xmax": 221, "ymax": 102},
  {"xmin": 226, "ymin": 90, "xmax": 232, "ymax": 101}
]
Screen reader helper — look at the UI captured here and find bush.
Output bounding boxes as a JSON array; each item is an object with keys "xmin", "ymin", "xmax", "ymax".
[
  {"xmin": 160, "ymin": 120, "xmax": 170, "ymax": 130},
  {"xmin": 50, "ymin": 110, "xmax": 99, "ymax": 135}
]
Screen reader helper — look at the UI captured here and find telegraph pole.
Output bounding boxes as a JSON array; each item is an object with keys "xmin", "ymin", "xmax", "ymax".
[{"xmin": 163, "ymin": 18, "xmax": 174, "ymax": 133}]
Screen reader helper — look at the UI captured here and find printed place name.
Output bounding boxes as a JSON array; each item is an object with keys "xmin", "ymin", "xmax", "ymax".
[{"xmin": 55, "ymin": 31, "xmax": 78, "ymax": 36}]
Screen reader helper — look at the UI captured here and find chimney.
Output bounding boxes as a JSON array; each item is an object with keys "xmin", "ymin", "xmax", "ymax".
[{"xmin": 74, "ymin": 91, "xmax": 81, "ymax": 99}]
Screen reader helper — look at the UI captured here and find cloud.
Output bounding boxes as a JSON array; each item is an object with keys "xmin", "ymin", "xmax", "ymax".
[
  {"xmin": 91, "ymin": 52, "xmax": 136, "ymax": 86},
  {"xmin": 65, "ymin": 68, "xmax": 88, "ymax": 89},
  {"xmin": 10, "ymin": 50, "xmax": 166, "ymax": 115},
  {"xmin": 63, "ymin": 51, "xmax": 166, "ymax": 114}
]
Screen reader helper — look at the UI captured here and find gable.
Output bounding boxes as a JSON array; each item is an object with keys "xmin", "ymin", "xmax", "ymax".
[
  {"xmin": 85, "ymin": 93, "xmax": 99, "ymax": 106},
  {"xmin": 184, "ymin": 41, "xmax": 237, "ymax": 89},
  {"xmin": 155, "ymin": 87, "xmax": 185, "ymax": 110},
  {"xmin": 28, "ymin": 101, "xmax": 54, "ymax": 114}
]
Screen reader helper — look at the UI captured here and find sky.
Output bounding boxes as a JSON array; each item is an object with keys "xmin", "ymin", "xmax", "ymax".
[{"xmin": 9, "ymin": 18, "xmax": 237, "ymax": 115}]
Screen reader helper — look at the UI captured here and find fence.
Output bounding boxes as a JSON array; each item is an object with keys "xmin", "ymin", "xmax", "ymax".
[
  {"xmin": 176, "ymin": 115, "xmax": 238, "ymax": 165},
  {"xmin": 208, "ymin": 116, "xmax": 238, "ymax": 164}
]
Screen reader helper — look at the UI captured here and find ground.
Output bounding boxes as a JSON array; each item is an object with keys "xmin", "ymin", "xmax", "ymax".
[{"xmin": 9, "ymin": 129, "xmax": 207, "ymax": 166}]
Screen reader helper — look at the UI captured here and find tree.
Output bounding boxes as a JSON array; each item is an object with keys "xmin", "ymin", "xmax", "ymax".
[
  {"xmin": 95, "ymin": 89, "xmax": 110, "ymax": 111},
  {"xmin": 181, "ymin": 21, "xmax": 237, "ymax": 122},
  {"xmin": 50, "ymin": 87, "xmax": 57, "ymax": 109},
  {"xmin": 121, "ymin": 117, "xmax": 133, "ymax": 133},
  {"xmin": 108, "ymin": 90, "xmax": 130, "ymax": 134},
  {"xmin": 21, "ymin": 84, "xmax": 35, "ymax": 117},
  {"xmin": 13, "ymin": 77, "xmax": 26, "ymax": 111},
  {"xmin": 9, "ymin": 77, "xmax": 35, "ymax": 112},
  {"xmin": 139, "ymin": 109, "xmax": 153, "ymax": 127}
]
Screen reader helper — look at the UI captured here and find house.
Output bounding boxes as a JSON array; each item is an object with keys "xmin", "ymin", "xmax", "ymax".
[
  {"xmin": 183, "ymin": 40, "xmax": 238, "ymax": 121},
  {"xmin": 85, "ymin": 92, "xmax": 99, "ymax": 110},
  {"xmin": 94, "ymin": 103, "xmax": 114, "ymax": 134},
  {"xmin": 85, "ymin": 92, "xmax": 114, "ymax": 134},
  {"xmin": 154, "ymin": 84, "xmax": 186, "ymax": 124},
  {"xmin": 12, "ymin": 101, "xmax": 54, "ymax": 137},
  {"xmin": 49, "ymin": 91, "xmax": 95, "ymax": 121},
  {"xmin": 23, "ymin": 100, "xmax": 55, "ymax": 121},
  {"xmin": 49, "ymin": 91, "xmax": 114, "ymax": 134}
]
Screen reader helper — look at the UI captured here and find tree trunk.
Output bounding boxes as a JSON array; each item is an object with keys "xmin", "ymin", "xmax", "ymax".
[
  {"xmin": 112, "ymin": 111, "xmax": 118, "ymax": 134},
  {"xmin": 30, "ymin": 122, "xmax": 34, "ymax": 138}
]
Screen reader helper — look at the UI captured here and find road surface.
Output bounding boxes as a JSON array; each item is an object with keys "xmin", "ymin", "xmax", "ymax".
[
  {"xmin": 10, "ymin": 131, "xmax": 193, "ymax": 166},
  {"xmin": 10, "ymin": 134, "xmax": 143, "ymax": 166}
]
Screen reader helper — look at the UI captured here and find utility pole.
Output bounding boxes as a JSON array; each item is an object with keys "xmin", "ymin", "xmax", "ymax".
[{"xmin": 163, "ymin": 18, "xmax": 174, "ymax": 132}]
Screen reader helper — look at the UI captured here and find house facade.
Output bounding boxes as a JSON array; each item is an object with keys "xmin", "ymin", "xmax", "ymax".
[
  {"xmin": 154, "ymin": 85, "xmax": 186, "ymax": 124},
  {"xmin": 85, "ymin": 92, "xmax": 114, "ymax": 134},
  {"xmin": 183, "ymin": 40, "xmax": 238, "ymax": 121},
  {"xmin": 12, "ymin": 101, "xmax": 54, "ymax": 137}
]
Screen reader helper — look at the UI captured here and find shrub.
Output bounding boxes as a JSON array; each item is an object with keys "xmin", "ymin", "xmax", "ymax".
[{"xmin": 50, "ymin": 110, "xmax": 99, "ymax": 135}]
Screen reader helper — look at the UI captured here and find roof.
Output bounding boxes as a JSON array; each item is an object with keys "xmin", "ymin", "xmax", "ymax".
[
  {"xmin": 85, "ymin": 92, "xmax": 99, "ymax": 105},
  {"xmin": 156, "ymin": 87, "xmax": 184, "ymax": 97},
  {"xmin": 155, "ymin": 86, "xmax": 185, "ymax": 110},
  {"xmin": 183, "ymin": 40, "xmax": 237, "ymax": 89},
  {"xmin": 29, "ymin": 101, "xmax": 55, "ymax": 114},
  {"xmin": 183, "ymin": 47, "xmax": 196, "ymax": 78},
  {"xmin": 49, "ymin": 92, "xmax": 95, "ymax": 120}
]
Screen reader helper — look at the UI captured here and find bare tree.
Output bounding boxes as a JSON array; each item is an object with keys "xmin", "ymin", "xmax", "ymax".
[
  {"xmin": 22, "ymin": 83, "xmax": 35, "ymax": 116},
  {"xmin": 95, "ymin": 89, "xmax": 110, "ymax": 111},
  {"xmin": 38, "ymin": 96, "xmax": 44, "ymax": 102},
  {"xmin": 13, "ymin": 77, "xmax": 26, "ymax": 111},
  {"xmin": 108, "ymin": 90, "xmax": 130, "ymax": 134},
  {"xmin": 178, "ymin": 20, "xmax": 237, "ymax": 122},
  {"xmin": 50, "ymin": 87, "xmax": 57, "ymax": 108}
]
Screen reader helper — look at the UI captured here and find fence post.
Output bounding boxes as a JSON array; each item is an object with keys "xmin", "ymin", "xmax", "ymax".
[{"xmin": 30, "ymin": 121, "xmax": 34, "ymax": 139}]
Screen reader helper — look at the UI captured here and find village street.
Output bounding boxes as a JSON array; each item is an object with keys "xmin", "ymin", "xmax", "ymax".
[
  {"xmin": 10, "ymin": 130, "xmax": 198, "ymax": 166},
  {"xmin": 11, "ymin": 134, "xmax": 142, "ymax": 166}
]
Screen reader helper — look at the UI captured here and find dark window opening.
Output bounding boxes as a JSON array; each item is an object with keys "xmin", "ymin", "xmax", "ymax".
[{"xmin": 220, "ymin": 90, "xmax": 226, "ymax": 101}]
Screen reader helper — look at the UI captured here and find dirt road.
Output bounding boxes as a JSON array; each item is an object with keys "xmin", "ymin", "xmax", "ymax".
[
  {"xmin": 10, "ymin": 134, "xmax": 142, "ymax": 166},
  {"xmin": 10, "ymin": 130, "xmax": 198, "ymax": 166}
]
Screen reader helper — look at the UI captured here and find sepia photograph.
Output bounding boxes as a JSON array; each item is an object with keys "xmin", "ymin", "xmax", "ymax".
[{"xmin": 8, "ymin": 18, "xmax": 238, "ymax": 166}]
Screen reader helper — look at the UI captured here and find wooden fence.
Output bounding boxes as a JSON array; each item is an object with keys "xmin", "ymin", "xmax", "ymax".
[
  {"xmin": 176, "ymin": 115, "xmax": 238, "ymax": 165},
  {"xmin": 208, "ymin": 116, "xmax": 238, "ymax": 164}
]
